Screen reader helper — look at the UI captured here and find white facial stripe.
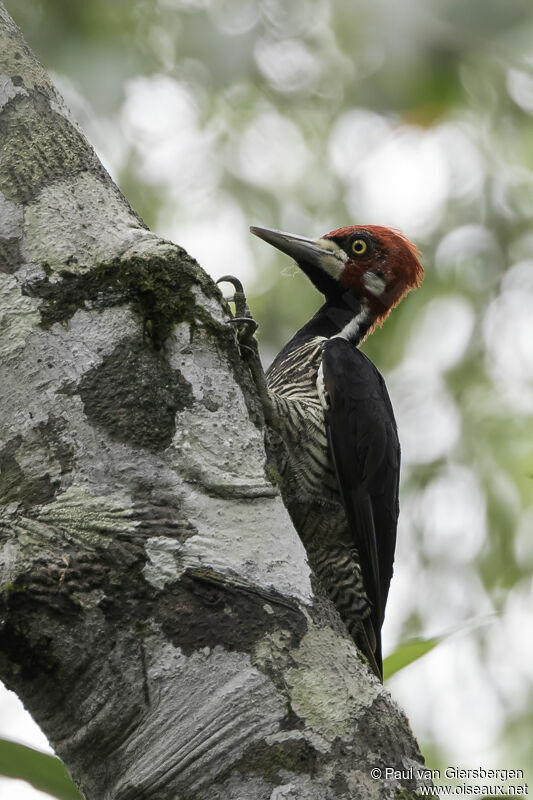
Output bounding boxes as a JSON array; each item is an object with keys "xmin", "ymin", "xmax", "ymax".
[
  {"xmin": 315, "ymin": 238, "xmax": 347, "ymax": 280},
  {"xmin": 363, "ymin": 271, "xmax": 387, "ymax": 296}
]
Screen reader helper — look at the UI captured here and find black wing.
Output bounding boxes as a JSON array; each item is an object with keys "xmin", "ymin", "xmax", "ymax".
[{"xmin": 321, "ymin": 337, "xmax": 400, "ymax": 674}]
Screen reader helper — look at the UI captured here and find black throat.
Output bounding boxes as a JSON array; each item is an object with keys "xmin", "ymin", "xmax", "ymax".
[{"xmin": 268, "ymin": 292, "xmax": 375, "ymax": 373}]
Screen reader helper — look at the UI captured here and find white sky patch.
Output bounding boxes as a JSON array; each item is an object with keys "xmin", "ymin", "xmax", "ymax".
[
  {"xmin": 340, "ymin": 126, "xmax": 449, "ymax": 239},
  {"xmin": 431, "ymin": 121, "xmax": 485, "ymax": 202},
  {"xmin": 159, "ymin": 194, "xmax": 257, "ymax": 284},
  {"xmin": 491, "ymin": 161, "xmax": 533, "ymax": 223},
  {"xmin": 435, "ymin": 225, "xmax": 503, "ymax": 292},
  {"xmin": 404, "ymin": 295, "xmax": 475, "ymax": 374},
  {"xmin": 254, "ymin": 37, "xmax": 321, "ymax": 93},
  {"xmin": 488, "ymin": 585, "xmax": 533, "ymax": 708},
  {"xmin": 123, "ymin": 74, "xmax": 198, "ymax": 144},
  {"xmin": 329, "ymin": 113, "xmax": 484, "ymax": 237},
  {"xmin": 328, "ymin": 109, "xmax": 391, "ymax": 181},
  {"xmin": 259, "ymin": 0, "xmax": 328, "ymax": 38},
  {"xmin": 121, "ymin": 75, "xmax": 220, "ymax": 203},
  {"xmin": 386, "ymin": 488, "xmax": 493, "ymax": 638},
  {"xmin": 386, "ymin": 366, "xmax": 461, "ymax": 464},
  {"xmin": 507, "ymin": 67, "xmax": 533, "ymax": 114},
  {"xmin": 418, "ymin": 465, "xmax": 487, "ymax": 563},
  {"xmin": 483, "ymin": 267, "xmax": 533, "ymax": 414},
  {"xmin": 158, "ymin": 0, "xmax": 209, "ymax": 9},
  {"xmin": 227, "ymin": 109, "xmax": 309, "ymax": 191},
  {"xmin": 501, "ymin": 257, "xmax": 533, "ymax": 293},
  {"xmin": 389, "ymin": 634, "xmax": 504, "ymax": 769},
  {"xmin": 385, "ymin": 514, "xmax": 503, "ymax": 770},
  {"xmin": 208, "ymin": 0, "xmax": 259, "ymax": 35},
  {"xmin": 427, "ymin": 570, "xmax": 490, "ymax": 638}
]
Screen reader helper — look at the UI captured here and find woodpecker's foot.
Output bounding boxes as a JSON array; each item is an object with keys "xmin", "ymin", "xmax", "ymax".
[
  {"xmin": 228, "ymin": 316, "xmax": 259, "ymax": 349},
  {"xmin": 217, "ymin": 275, "xmax": 259, "ymax": 351},
  {"xmin": 217, "ymin": 275, "xmax": 251, "ymax": 319},
  {"xmin": 217, "ymin": 275, "xmax": 273, "ymax": 424}
]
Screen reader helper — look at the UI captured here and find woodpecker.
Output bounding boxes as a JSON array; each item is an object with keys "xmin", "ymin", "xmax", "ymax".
[{"xmin": 221, "ymin": 225, "xmax": 423, "ymax": 679}]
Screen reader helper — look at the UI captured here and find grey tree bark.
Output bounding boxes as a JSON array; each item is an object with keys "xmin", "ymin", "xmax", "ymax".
[{"xmin": 0, "ymin": 5, "xmax": 429, "ymax": 799}]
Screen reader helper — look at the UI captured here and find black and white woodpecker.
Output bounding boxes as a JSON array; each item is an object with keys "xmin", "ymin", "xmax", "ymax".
[{"xmin": 219, "ymin": 225, "xmax": 423, "ymax": 680}]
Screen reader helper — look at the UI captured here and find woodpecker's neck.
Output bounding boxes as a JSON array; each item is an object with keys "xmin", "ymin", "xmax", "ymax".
[
  {"xmin": 307, "ymin": 294, "xmax": 375, "ymax": 344},
  {"xmin": 269, "ymin": 295, "xmax": 375, "ymax": 372},
  {"xmin": 330, "ymin": 299, "xmax": 375, "ymax": 344}
]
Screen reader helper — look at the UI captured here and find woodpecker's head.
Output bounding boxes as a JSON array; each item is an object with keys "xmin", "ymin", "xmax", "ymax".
[{"xmin": 251, "ymin": 224, "xmax": 423, "ymax": 326}]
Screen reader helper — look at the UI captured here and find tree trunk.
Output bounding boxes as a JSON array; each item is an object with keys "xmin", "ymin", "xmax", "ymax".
[{"xmin": 0, "ymin": 5, "xmax": 428, "ymax": 798}]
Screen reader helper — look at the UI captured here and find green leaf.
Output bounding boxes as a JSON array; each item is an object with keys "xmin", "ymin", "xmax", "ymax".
[
  {"xmin": 0, "ymin": 738, "xmax": 83, "ymax": 800},
  {"xmin": 383, "ymin": 616, "xmax": 498, "ymax": 679},
  {"xmin": 383, "ymin": 636, "xmax": 443, "ymax": 680}
]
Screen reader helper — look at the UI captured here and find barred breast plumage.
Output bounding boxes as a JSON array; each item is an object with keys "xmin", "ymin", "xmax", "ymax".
[
  {"xmin": 265, "ymin": 335, "xmax": 373, "ymax": 650},
  {"xmin": 266, "ymin": 336, "xmax": 336, "ymax": 498}
]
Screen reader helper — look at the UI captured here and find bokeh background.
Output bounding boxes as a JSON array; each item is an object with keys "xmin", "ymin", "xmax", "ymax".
[{"xmin": 2, "ymin": 0, "xmax": 533, "ymax": 796}]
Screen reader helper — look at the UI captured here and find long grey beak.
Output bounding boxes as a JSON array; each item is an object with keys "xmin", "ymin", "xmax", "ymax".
[{"xmin": 250, "ymin": 226, "xmax": 346, "ymax": 277}]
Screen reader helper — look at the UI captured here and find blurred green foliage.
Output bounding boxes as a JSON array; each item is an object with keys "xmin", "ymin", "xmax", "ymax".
[
  {"xmin": 383, "ymin": 636, "xmax": 444, "ymax": 680},
  {"xmin": 4, "ymin": 0, "xmax": 533, "ymax": 790},
  {"xmin": 0, "ymin": 738, "xmax": 82, "ymax": 799}
]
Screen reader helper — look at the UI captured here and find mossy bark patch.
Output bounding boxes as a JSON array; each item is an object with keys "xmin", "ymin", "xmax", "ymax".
[
  {"xmin": 395, "ymin": 790, "xmax": 430, "ymax": 800},
  {"xmin": 78, "ymin": 337, "xmax": 194, "ymax": 451},
  {"xmin": 0, "ymin": 419, "xmax": 73, "ymax": 508},
  {"xmin": 0, "ymin": 236, "xmax": 21, "ymax": 272},
  {"xmin": 155, "ymin": 572, "xmax": 308, "ymax": 657},
  {"xmin": 0, "ymin": 436, "xmax": 57, "ymax": 507},
  {"xmin": 26, "ymin": 265, "xmax": 129, "ymax": 328},
  {"xmin": 0, "ymin": 88, "xmax": 109, "ymax": 205},
  {"xmin": 25, "ymin": 245, "xmax": 226, "ymax": 348},
  {"xmin": 330, "ymin": 773, "xmax": 350, "ymax": 795},
  {"xmin": 220, "ymin": 738, "xmax": 318, "ymax": 784},
  {"xmin": 0, "ymin": 614, "xmax": 59, "ymax": 682}
]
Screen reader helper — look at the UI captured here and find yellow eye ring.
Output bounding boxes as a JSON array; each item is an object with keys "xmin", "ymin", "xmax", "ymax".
[{"xmin": 351, "ymin": 238, "xmax": 368, "ymax": 256}]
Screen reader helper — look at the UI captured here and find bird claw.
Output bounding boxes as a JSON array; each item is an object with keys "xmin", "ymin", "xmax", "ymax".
[
  {"xmin": 217, "ymin": 275, "xmax": 272, "ymax": 424},
  {"xmin": 217, "ymin": 275, "xmax": 259, "ymax": 348},
  {"xmin": 217, "ymin": 275, "xmax": 251, "ymax": 320},
  {"xmin": 228, "ymin": 316, "xmax": 259, "ymax": 346}
]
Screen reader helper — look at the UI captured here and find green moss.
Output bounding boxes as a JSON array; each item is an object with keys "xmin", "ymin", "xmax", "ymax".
[
  {"xmin": 2, "ymin": 582, "xmax": 27, "ymax": 596},
  {"xmin": 28, "ymin": 244, "xmax": 228, "ymax": 347},
  {"xmin": 265, "ymin": 464, "xmax": 283, "ymax": 489},
  {"xmin": 0, "ymin": 88, "xmax": 107, "ymax": 205},
  {"xmin": 216, "ymin": 738, "xmax": 317, "ymax": 785},
  {"xmin": 395, "ymin": 788, "xmax": 426, "ymax": 799}
]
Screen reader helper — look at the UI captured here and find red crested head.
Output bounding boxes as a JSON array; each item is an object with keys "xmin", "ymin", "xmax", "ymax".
[
  {"xmin": 250, "ymin": 223, "xmax": 423, "ymax": 333},
  {"xmin": 322, "ymin": 225, "xmax": 423, "ymax": 325}
]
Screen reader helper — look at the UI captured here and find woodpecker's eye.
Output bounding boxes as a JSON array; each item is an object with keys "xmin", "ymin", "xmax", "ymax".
[{"xmin": 351, "ymin": 239, "xmax": 368, "ymax": 256}]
